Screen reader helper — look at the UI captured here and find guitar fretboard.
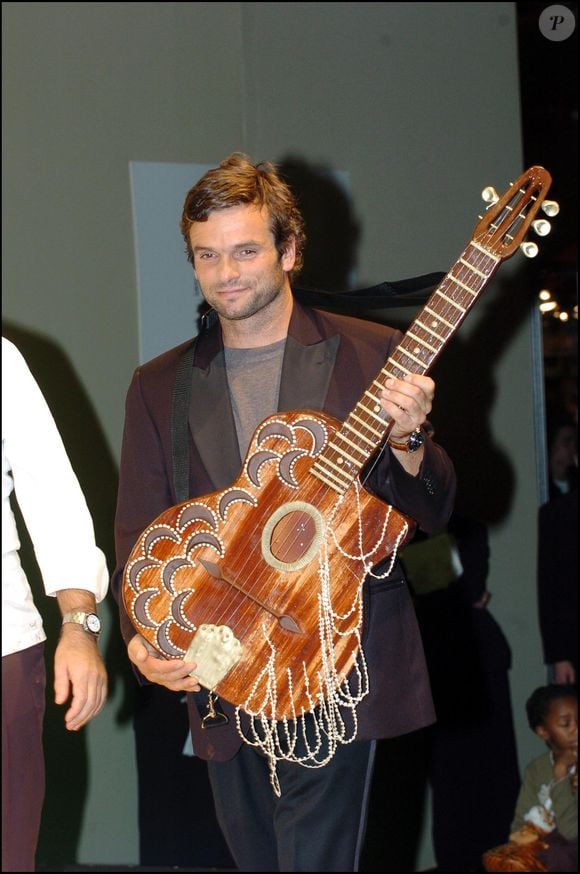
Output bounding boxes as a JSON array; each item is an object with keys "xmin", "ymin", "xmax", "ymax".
[{"xmin": 311, "ymin": 241, "xmax": 500, "ymax": 493}]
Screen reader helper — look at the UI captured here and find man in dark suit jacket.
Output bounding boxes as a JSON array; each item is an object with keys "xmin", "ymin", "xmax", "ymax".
[{"xmin": 112, "ymin": 153, "xmax": 456, "ymax": 872}]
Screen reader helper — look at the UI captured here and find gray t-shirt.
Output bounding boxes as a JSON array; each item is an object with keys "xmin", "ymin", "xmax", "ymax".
[{"xmin": 224, "ymin": 338, "xmax": 286, "ymax": 459}]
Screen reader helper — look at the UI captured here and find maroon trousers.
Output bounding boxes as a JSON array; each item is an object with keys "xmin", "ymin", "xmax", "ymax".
[{"xmin": 2, "ymin": 642, "xmax": 46, "ymax": 873}]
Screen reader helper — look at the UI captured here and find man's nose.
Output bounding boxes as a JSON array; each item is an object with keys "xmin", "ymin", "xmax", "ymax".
[{"xmin": 217, "ymin": 256, "xmax": 240, "ymax": 282}]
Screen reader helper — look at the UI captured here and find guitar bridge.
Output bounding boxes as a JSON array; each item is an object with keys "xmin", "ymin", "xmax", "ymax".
[{"xmin": 184, "ymin": 624, "xmax": 242, "ymax": 689}]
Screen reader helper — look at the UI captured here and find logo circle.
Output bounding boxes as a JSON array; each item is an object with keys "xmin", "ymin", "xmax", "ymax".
[{"xmin": 538, "ymin": 5, "xmax": 576, "ymax": 41}]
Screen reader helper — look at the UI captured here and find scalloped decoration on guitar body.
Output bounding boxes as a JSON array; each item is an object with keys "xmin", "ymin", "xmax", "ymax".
[{"xmin": 124, "ymin": 409, "xmax": 413, "ymax": 719}]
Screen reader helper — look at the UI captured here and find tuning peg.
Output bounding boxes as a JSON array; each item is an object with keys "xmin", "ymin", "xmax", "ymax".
[
  {"xmin": 521, "ymin": 241, "xmax": 539, "ymax": 258},
  {"xmin": 482, "ymin": 186, "xmax": 499, "ymax": 204},
  {"xmin": 541, "ymin": 200, "xmax": 560, "ymax": 217},
  {"xmin": 532, "ymin": 219, "xmax": 551, "ymax": 237}
]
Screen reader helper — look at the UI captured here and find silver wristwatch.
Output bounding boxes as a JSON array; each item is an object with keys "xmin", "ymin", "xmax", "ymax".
[
  {"xmin": 387, "ymin": 427, "xmax": 425, "ymax": 453},
  {"xmin": 62, "ymin": 610, "xmax": 101, "ymax": 637}
]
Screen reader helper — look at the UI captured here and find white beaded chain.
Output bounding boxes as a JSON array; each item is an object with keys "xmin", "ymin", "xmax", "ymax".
[{"xmin": 234, "ymin": 479, "xmax": 404, "ymax": 795}]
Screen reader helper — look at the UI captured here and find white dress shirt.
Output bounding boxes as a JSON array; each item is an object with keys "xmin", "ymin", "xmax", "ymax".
[{"xmin": 2, "ymin": 337, "xmax": 109, "ymax": 656}]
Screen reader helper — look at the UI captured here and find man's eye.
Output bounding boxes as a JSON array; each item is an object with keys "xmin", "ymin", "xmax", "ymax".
[{"xmin": 238, "ymin": 249, "xmax": 257, "ymax": 258}]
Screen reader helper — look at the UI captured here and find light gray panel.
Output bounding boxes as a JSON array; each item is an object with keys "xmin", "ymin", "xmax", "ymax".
[{"xmin": 130, "ymin": 162, "xmax": 213, "ymax": 363}]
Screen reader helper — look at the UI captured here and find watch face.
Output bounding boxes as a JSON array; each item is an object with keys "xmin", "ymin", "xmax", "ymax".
[
  {"xmin": 86, "ymin": 614, "xmax": 101, "ymax": 633},
  {"xmin": 408, "ymin": 429, "xmax": 425, "ymax": 452}
]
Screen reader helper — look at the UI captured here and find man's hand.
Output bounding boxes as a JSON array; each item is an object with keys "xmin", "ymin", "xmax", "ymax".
[
  {"xmin": 127, "ymin": 634, "xmax": 201, "ymax": 693},
  {"xmin": 380, "ymin": 373, "xmax": 434, "ymax": 439},
  {"xmin": 380, "ymin": 373, "xmax": 435, "ymax": 474},
  {"xmin": 54, "ymin": 625, "xmax": 108, "ymax": 731}
]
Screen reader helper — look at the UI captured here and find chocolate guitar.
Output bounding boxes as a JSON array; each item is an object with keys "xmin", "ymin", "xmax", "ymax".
[{"xmin": 123, "ymin": 166, "xmax": 554, "ymax": 721}]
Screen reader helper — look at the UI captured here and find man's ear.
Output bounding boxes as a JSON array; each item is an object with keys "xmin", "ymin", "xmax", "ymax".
[
  {"xmin": 281, "ymin": 236, "xmax": 296, "ymax": 273},
  {"xmin": 535, "ymin": 724, "xmax": 550, "ymax": 743}
]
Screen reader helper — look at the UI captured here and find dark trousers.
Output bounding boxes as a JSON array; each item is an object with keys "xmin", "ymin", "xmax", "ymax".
[
  {"xmin": 2, "ymin": 642, "xmax": 46, "ymax": 873},
  {"xmin": 207, "ymin": 737, "xmax": 376, "ymax": 872}
]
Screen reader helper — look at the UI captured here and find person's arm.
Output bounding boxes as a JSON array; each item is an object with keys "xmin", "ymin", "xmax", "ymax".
[
  {"xmin": 370, "ymin": 373, "xmax": 456, "ymax": 533},
  {"xmin": 111, "ymin": 365, "xmax": 200, "ymax": 694},
  {"xmin": 2, "ymin": 339, "xmax": 109, "ymax": 602},
  {"xmin": 2, "ymin": 339, "xmax": 109, "ymax": 728},
  {"xmin": 379, "ymin": 373, "xmax": 431, "ymax": 477},
  {"xmin": 54, "ymin": 588, "xmax": 107, "ymax": 730},
  {"xmin": 509, "ymin": 765, "xmax": 539, "ymax": 837}
]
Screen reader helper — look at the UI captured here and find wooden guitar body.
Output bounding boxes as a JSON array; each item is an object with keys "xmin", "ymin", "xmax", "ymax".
[{"xmin": 123, "ymin": 409, "xmax": 413, "ymax": 719}]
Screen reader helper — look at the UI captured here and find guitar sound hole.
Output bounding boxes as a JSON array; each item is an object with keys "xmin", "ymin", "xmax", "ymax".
[{"xmin": 269, "ymin": 511, "xmax": 316, "ymax": 563}]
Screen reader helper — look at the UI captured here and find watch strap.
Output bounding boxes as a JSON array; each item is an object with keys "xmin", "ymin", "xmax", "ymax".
[
  {"xmin": 387, "ymin": 428, "xmax": 425, "ymax": 453},
  {"xmin": 62, "ymin": 610, "xmax": 101, "ymax": 635}
]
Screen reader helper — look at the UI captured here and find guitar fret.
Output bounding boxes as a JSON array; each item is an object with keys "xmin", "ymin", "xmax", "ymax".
[
  {"xmin": 415, "ymin": 318, "xmax": 447, "ymax": 344},
  {"xmin": 407, "ymin": 329, "xmax": 439, "ymax": 355},
  {"xmin": 396, "ymin": 345, "xmax": 427, "ymax": 369},
  {"xmin": 459, "ymin": 258, "xmax": 487, "ymax": 278},
  {"xmin": 333, "ymin": 431, "xmax": 371, "ymax": 458},
  {"xmin": 450, "ymin": 275, "xmax": 477, "ymax": 296},
  {"xmin": 382, "ymin": 363, "xmax": 407, "ymax": 380},
  {"xmin": 363, "ymin": 388, "xmax": 381, "ymax": 405},
  {"xmin": 365, "ymin": 408, "xmax": 385, "ymax": 427},
  {"xmin": 315, "ymin": 460, "xmax": 351, "ymax": 489},
  {"xmin": 425, "ymin": 305, "xmax": 456, "ymax": 331},
  {"xmin": 328, "ymin": 447, "xmax": 360, "ymax": 468},
  {"xmin": 363, "ymin": 392, "xmax": 386, "ymax": 425},
  {"xmin": 342, "ymin": 420, "xmax": 378, "ymax": 451},
  {"xmin": 311, "ymin": 462, "xmax": 349, "ymax": 493},
  {"xmin": 386, "ymin": 357, "xmax": 412, "ymax": 376},
  {"xmin": 321, "ymin": 454, "xmax": 356, "ymax": 479},
  {"xmin": 471, "ymin": 240, "xmax": 500, "ymax": 262},
  {"xmin": 349, "ymin": 412, "xmax": 383, "ymax": 439},
  {"xmin": 436, "ymin": 290, "xmax": 467, "ymax": 314}
]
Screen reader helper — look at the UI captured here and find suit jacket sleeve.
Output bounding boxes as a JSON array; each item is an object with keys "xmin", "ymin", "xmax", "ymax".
[
  {"xmin": 365, "ymin": 435, "xmax": 456, "ymax": 536},
  {"xmin": 112, "ymin": 364, "xmax": 175, "ymax": 645}
]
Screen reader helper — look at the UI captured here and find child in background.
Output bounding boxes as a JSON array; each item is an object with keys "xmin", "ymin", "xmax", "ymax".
[{"xmin": 483, "ymin": 684, "xmax": 577, "ymax": 872}]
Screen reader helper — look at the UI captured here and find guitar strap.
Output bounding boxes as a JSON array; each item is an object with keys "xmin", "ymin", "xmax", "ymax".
[{"xmin": 292, "ymin": 271, "xmax": 446, "ymax": 311}]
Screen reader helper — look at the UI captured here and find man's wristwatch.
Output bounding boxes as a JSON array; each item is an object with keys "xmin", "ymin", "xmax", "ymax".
[
  {"xmin": 62, "ymin": 610, "xmax": 101, "ymax": 637},
  {"xmin": 387, "ymin": 427, "xmax": 425, "ymax": 453}
]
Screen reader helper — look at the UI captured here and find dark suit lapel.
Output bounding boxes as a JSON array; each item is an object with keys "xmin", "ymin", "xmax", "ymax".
[
  {"xmin": 278, "ymin": 333, "xmax": 340, "ymax": 413},
  {"xmin": 188, "ymin": 348, "xmax": 242, "ymax": 489}
]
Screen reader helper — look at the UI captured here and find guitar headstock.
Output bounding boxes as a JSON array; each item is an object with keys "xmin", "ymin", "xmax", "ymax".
[{"xmin": 473, "ymin": 166, "xmax": 555, "ymax": 260}]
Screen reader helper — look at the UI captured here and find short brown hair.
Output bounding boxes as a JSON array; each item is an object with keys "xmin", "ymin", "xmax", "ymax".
[{"xmin": 180, "ymin": 153, "xmax": 306, "ymax": 279}]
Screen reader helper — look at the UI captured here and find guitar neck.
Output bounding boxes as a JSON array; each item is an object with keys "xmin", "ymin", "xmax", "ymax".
[
  {"xmin": 311, "ymin": 240, "xmax": 501, "ymax": 494},
  {"xmin": 385, "ymin": 240, "xmax": 500, "ymax": 378}
]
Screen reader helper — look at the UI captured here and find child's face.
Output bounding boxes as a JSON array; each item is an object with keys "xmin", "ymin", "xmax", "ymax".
[{"xmin": 536, "ymin": 695, "xmax": 578, "ymax": 756}]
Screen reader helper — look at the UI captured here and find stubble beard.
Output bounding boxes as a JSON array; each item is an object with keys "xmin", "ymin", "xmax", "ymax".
[{"xmin": 202, "ymin": 265, "xmax": 287, "ymax": 323}]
